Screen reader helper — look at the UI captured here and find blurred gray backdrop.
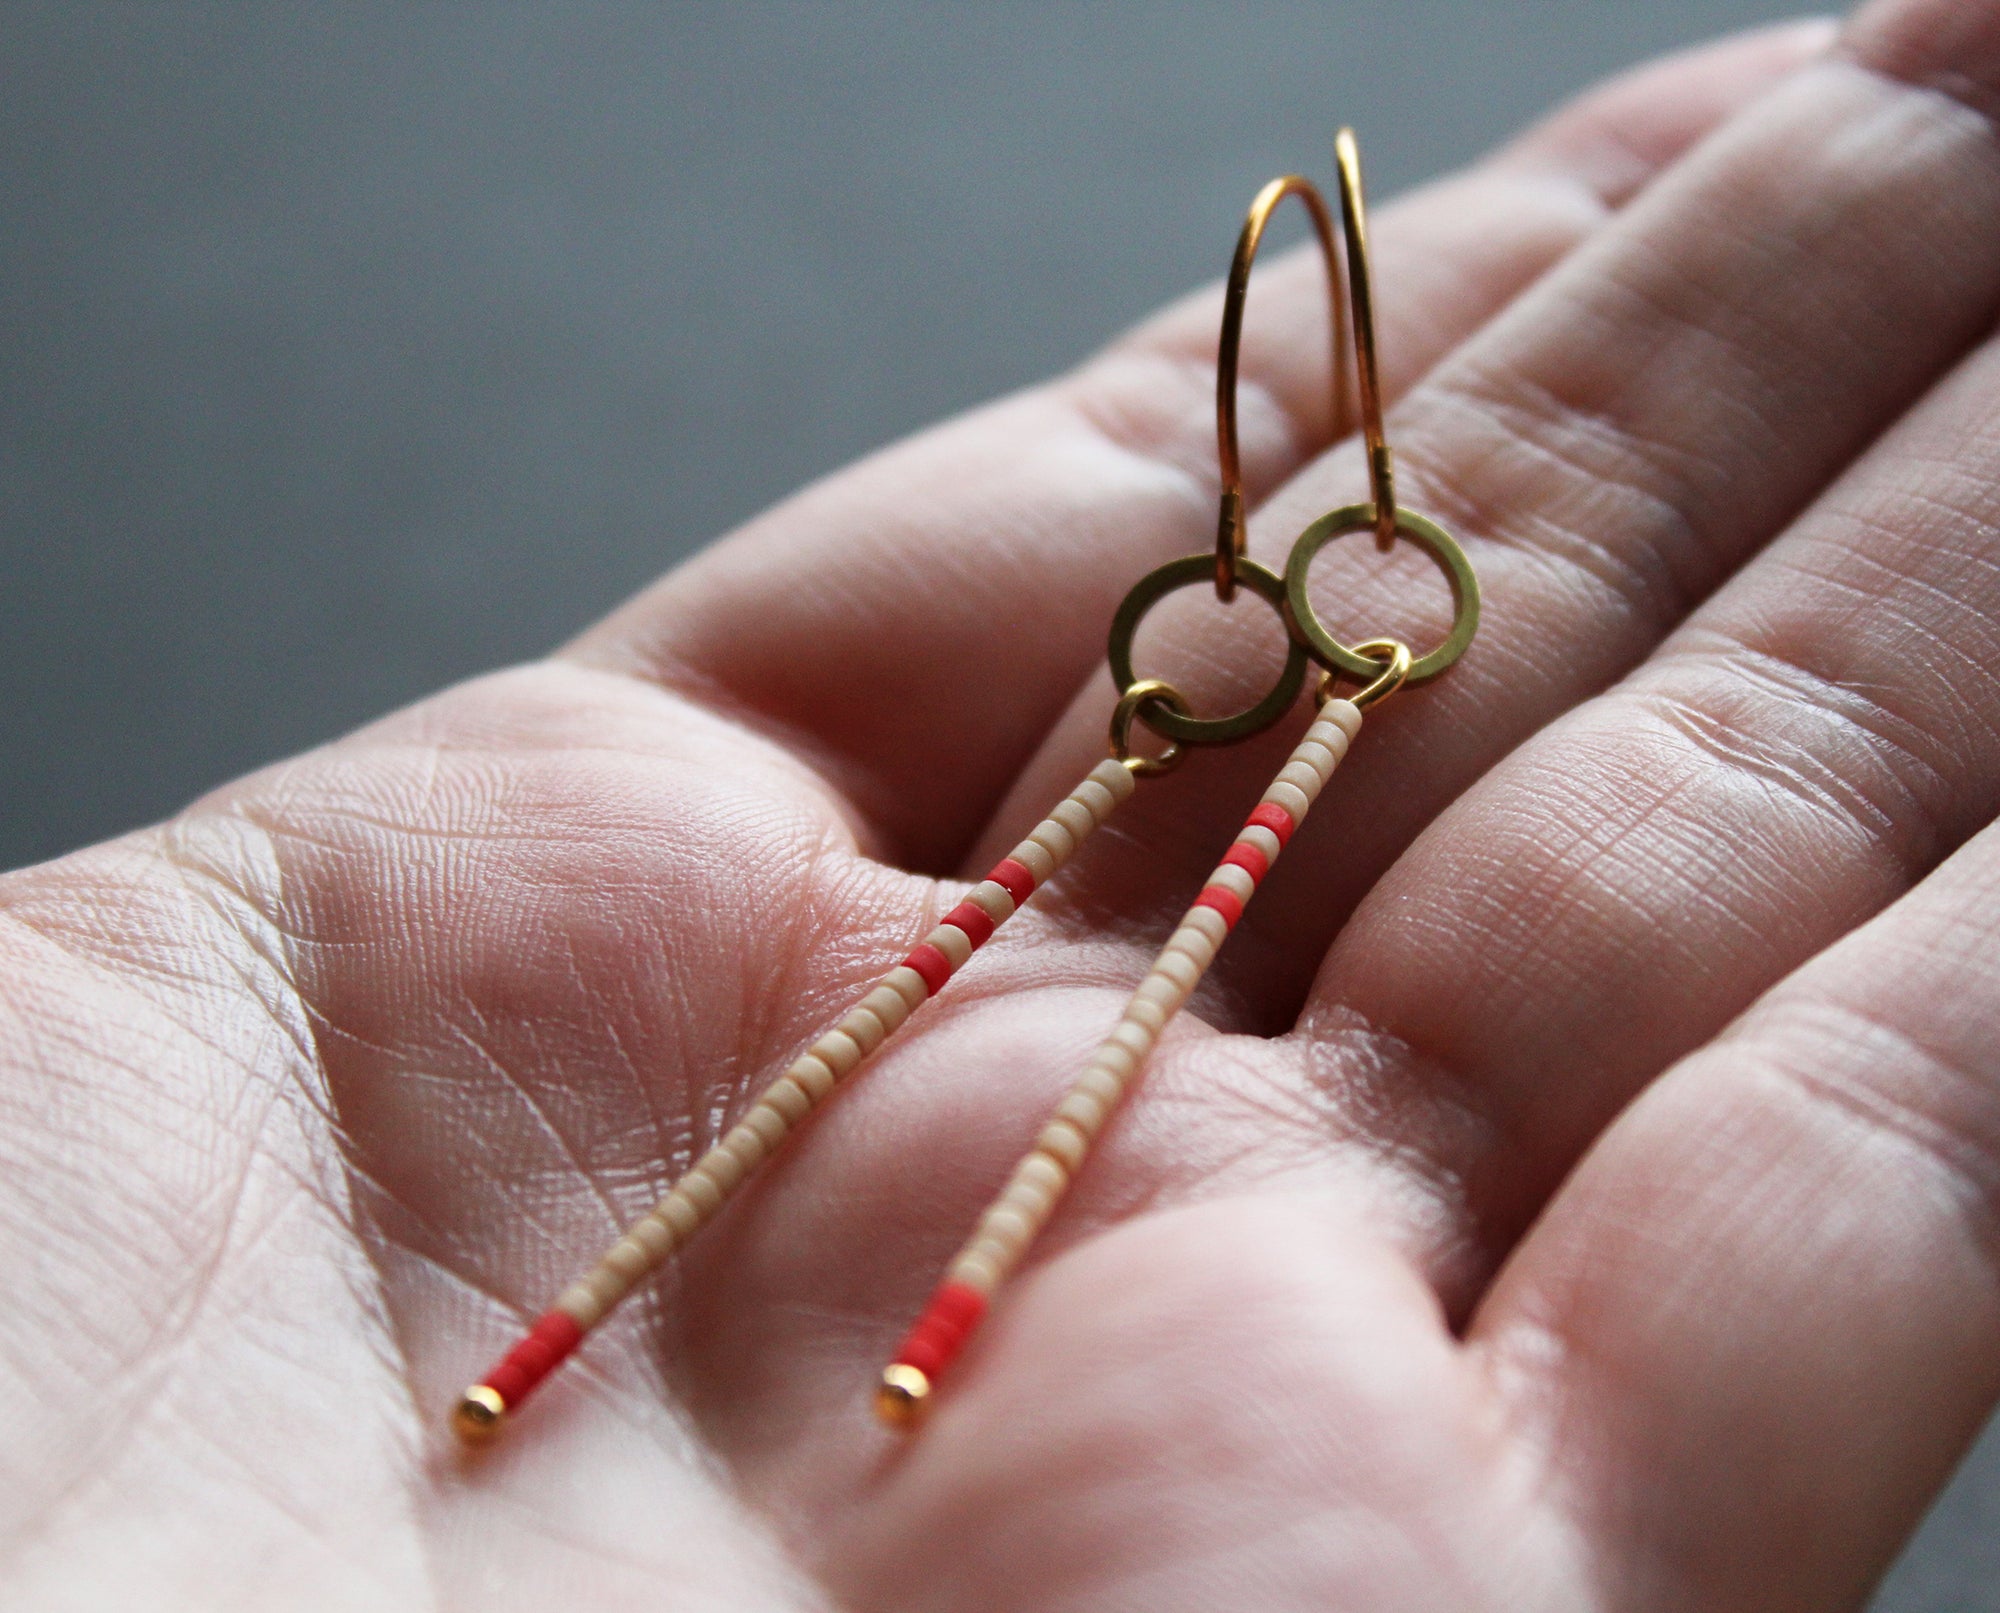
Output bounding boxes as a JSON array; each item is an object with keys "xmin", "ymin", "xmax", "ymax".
[{"xmin": 1, "ymin": 3, "xmax": 1993, "ymax": 1605}]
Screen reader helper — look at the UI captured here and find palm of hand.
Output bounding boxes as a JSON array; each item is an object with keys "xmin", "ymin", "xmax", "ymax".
[{"xmin": 11, "ymin": 8, "xmax": 2000, "ymax": 1609}]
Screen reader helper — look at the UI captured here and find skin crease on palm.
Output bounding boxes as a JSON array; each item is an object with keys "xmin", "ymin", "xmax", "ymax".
[{"xmin": 23, "ymin": 0, "xmax": 2000, "ymax": 1607}]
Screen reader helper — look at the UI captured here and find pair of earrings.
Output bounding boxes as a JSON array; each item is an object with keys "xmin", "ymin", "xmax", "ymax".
[{"xmin": 452, "ymin": 128, "xmax": 1480, "ymax": 1447}]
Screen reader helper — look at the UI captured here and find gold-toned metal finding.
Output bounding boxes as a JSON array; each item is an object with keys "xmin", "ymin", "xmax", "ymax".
[
  {"xmin": 1283, "ymin": 502, "xmax": 1480, "ymax": 684},
  {"xmin": 1107, "ymin": 554, "xmax": 1310, "ymax": 746},
  {"xmin": 452, "ymin": 1385, "xmax": 506, "ymax": 1446},
  {"xmin": 1110, "ymin": 678, "xmax": 1192, "ymax": 775},
  {"xmin": 1318, "ymin": 636, "xmax": 1412, "ymax": 711},
  {"xmin": 1214, "ymin": 176, "xmax": 1344, "ymax": 601},
  {"xmin": 1333, "ymin": 128, "xmax": 1396, "ymax": 551},
  {"xmin": 1272, "ymin": 132, "xmax": 1478, "ymax": 687},
  {"xmin": 876, "ymin": 1363, "xmax": 932, "ymax": 1428}
]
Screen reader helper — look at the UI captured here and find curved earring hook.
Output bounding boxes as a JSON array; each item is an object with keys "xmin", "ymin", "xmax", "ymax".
[
  {"xmin": 1333, "ymin": 126, "xmax": 1397, "ymax": 551},
  {"xmin": 1213, "ymin": 134, "xmax": 1396, "ymax": 600},
  {"xmin": 1213, "ymin": 175, "xmax": 1344, "ymax": 601}
]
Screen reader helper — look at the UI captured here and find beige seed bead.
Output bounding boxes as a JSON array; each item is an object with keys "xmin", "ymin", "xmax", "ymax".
[
  {"xmin": 764, "ymin": 1075, "xmax": 813, "ymax": 1124},
  {"xmin": 1294, "ymin": 738, "xmax": 1340, "ymax": 777},
  {"xmin": 659, "ymin": 1192, "xmax": 703, "ymax": 1239},
  {"xmin": 744, "ymin": 1104, "xmax": 789, "ymax": 1149},
  {"xmin": 1123, "ymin": 995, "xmax": 1168, "ymax": 1037},
  {"xmin": 950, "ymin": 1247, "xmax": 1004, "ymax": 1293},
  {"xmin": 603, "ymin": 1236, "xmax": 652, "ymax": 1282},
  {"xmin": 1071, "ymin": 778, "xmax": 1118, "ymax": 826},
  {"xmin": 1263, "ymin": 779, "xmax": 1311, "ymax": 819},
  {"xmin": 1092, "ymin": 1039, "xmax": 1140, "ymax": 1082},
  {"xmin": 1037, "ymin": 1119, "xmax": 1089, "ymax": 1172},
  {"xmin": 1239, "ymin": 824, "xmax": 1282, "ymax": 863},
  {"xmin": 1110, "ymin": 1020, "xmax": 1155, "ymax": 1060},
  {"xmin": 1182, "ymin": 904, "xmax": 1229, "ymax": 948},
  {"xmin": 789, "ymin": 1052, "xmax": 838, "ymax": 1102},
  {"xmin": 631, "ymin": 1213, "xmax": 679, "ymax": 1259},
  {"xmin": 1154, "ymin": 948, "xmax": 1202, "ymax": 994},
  {"xmin": 555, "ymin": 1281, "xmax": 607, "ymax": 1329},
  {"xmin": 680, "ymin": 1165, "xmax": 726, "ymax": 1213},
  {"xmin": 1209, "ymin": 862, "xmax": 1256, "ymax": 903},
  {"xmin": 883, "ymin": 965, "xmax": 931, "ymax": 1010},
  {"xmin": 1004, "ymin": 1174, "xmax": 1058, "ymax": 1224},
  {"xmin": 1089, "ymin": 755, "xmax": 1138, "ymax": 802},
  {"xmin": 1303, "ymin": 717, "xmax": 1348, "ymax": 751},
  {"xmin": 965, "ymin": 880, "xmax": 1017, "ymax": 925},
  {"xmin": 1275, "ymin": 759, "xmax": 1327, "ymax": 800},
  {"xmin": 862, "ymin": 984, "xmax": 914, "ymax": 1036},
  {"xmin": 1055, "ymin": 1088, "xmax": 1111, "ymax": 1136},
  {"xmin": 581, "ymin": 1265, "xmax": 629, "ymax": 1313},
  {"xmin": 814, "ymin": 1028, "xmax": 865, "ymax": 1078},
  {"xmin": 1009, "ymin": 836, "xmax": 1057, "ymax": 883},
  {"xmin": 1135, "ymin": 972, "xmax": 1186, "ymax": 1013},
  {"xmin": 1000, "ymin": 1169, "xmax": 1055, "ymax": 1213},
  {"xmin": 966, "ymin": 1233, "xmax": 1015, "ymax": 1275},
  {"xmin": 721, "ymin": 1126, "xmax": 767, "ymax": 1173},
  {"xmin": 696, "ymin": 1144, "xmax": 745, "ymax": 1193},
  {"xmin": 1028, "ymin": 816, "xmax": 1077, "ymax": 865},
  {"xmin": 1018, "ymin": 1153, "xmax": 1067, "ymax": 1195},
  {"xmin": 982, "ymin": 1204, "xmax": 1035, "ymax": 1250},
  {"xmin": 925, "ymin": 922, "xmax": 974, "ymax": 970},
  {"xmin": 841, "ymin": 1004, "xmax": 889, "ymax": 1054},
  {"xmin": 1076, "ymin": 1063, "xmax": 1125, "ymax": 1107},
  {"xmin": 1319, "ymin": 697, "xmax": 1363, "ymax": 739},
  {"xmin": 1165, "ymin": 926, "xmax": 1219, "ymax": 975},
  {"xmin": 1050, "ymin": 796, "xmax": 1095, "ymax": 842}
]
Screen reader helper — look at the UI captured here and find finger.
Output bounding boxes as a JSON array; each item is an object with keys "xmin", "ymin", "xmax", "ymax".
[
  {"xmin": 994, "ymin": 0, "xmax": 2000, "ymax": 1039},
  {"xmin": 1302, "ymin": 314, "xmax": 2000, "ymax": 1299},
  {"xmin": 1469, "ymin": 815, "xmax": 2000, "ymax": 1612},
  {"xmin": 565, "ymin": 21, "xmax": 1834, "ymax": 873}
]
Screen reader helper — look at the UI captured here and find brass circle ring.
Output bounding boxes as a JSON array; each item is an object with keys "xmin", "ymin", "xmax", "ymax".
[
  {"xmin": 1283, "ymin": 503, "xmax": 1480, "ymax": 683},
  {"xmin": 1107, "ymin": 554, "xmax": 1310, "ymax": 745}
]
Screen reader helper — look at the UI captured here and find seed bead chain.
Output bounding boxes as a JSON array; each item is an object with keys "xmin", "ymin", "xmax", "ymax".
[
  {"xmin": 876, "ymin": 698, "xmax": 1364, "ymax": 1426},
  {"xmin": 454, "ymin": 756, "xmax": 1141, "ymax": 1444}
]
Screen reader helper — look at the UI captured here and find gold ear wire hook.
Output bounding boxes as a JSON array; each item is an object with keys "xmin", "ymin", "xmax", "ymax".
[
  {"xmin": 1214, "ymin": 176, "xmax": 1345, "ymax": 602},
  {"xmin": 1333, "ymin": 127, "xmax": 1396, "ymax": 552}
]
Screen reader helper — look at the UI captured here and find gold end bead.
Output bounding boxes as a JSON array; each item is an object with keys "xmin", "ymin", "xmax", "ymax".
[
  {"xmin": 874, "ymin": 1364, "xmax": 931, "ymax": 1429},
  {"xmin": 452, "ymin": 1384, "xmax": 507, "ymax": 1446}
]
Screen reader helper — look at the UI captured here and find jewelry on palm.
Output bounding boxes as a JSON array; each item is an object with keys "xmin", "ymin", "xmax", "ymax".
[
  {"xmin": 448, "ymin": 166, "xmax": 1350, "ymax": 1451},
  {"xmin": 875, "ymin": 129, "xmax": 1480, "ymax": 1426}
]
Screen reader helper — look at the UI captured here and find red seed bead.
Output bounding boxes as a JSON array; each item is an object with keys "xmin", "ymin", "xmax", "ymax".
[
  {"xmin": 481, "ymin": 1310, "xmax": 583, "ymax": 1408},
  {"xmin": 987, "ymin": 857, "xmax": 1036, "ymax": 908},
  {"xmin": 1220, "ymin": 841, "xmax": 1269, "ymax": 884},
  {"xmin": 1193, "ymin": 884, "xmax": 1245, "ymax": 930},
  {"xmin": 942, "ymin": 901, "xmax": 996, "ymax": 950},
  {"xmin": 897, "ymin": 1333, "xmax": 948, "ymax": 1376},
  {"xmin": 903, "ymin": 942, "xmax": 953, "ymax": 995},
  {"xmin": 929, "ymin": 1281, "xmax": 989, "ymax": 1331},
  {"xmin": 1246, "ymin": 802, "xmax": 1296, "ymax": 847},
  {"xmin": 903, "ymin": 1319, "xmax": 961, "ymax": 1357},
  {"xmin": 891, "ymin": 1280, "xmax": 992, "ymax": 1379}
]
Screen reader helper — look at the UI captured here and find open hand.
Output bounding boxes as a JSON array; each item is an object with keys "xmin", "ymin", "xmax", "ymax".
[{"xmin": 5, "ymin": 5, "xmax": 1998, "ymax": 1607}]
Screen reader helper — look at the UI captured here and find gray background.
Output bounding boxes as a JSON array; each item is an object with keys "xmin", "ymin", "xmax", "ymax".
[{"xmin": 1, "ymin": 3, "xmax": 1994, "ymax": 1604}]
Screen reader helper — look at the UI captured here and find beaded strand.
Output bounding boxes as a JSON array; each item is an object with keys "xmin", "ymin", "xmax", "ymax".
[
  {"xmin": 454, "ymin": 755, "xmax": 1140, "ymax": 1442},
  {"xmin": 876, "ymin": 698, "xmax": 1363, "ymax": 1424}
]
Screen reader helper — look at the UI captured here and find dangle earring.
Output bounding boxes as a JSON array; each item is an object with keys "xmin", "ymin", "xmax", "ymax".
[
  {"xmin": 453, "ymin": 769, "xmax": 1154, "ymax": 1444},
  {"xmin": 449, "ymin": 190, "xmax": 1351, "ymax": 1453},
  {"xmin": 876, "ymin": 129, "xmax": 1480, "ymax": 1428}
]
